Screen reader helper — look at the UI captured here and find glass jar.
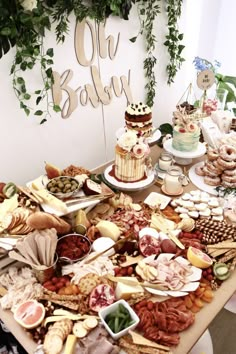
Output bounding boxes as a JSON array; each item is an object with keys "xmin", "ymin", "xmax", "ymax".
[
  {"xmin": 158, "ymin": 152, "xmax": 173, "ymax": 171},
  {"xmin": 164, "ymin": 166, "xmax": 184, "ymax": 194}
]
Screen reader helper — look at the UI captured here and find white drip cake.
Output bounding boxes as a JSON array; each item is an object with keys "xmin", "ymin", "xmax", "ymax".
[{"xmin": 114, "ymin": 131, "xmax": 150, "ymax": 182}]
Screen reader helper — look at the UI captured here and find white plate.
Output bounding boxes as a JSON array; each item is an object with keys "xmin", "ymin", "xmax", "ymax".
[
  {"xmin": 116, "ymin": 127, "xmax": 161, "ymax": 144},
  {"xmin": 142, "ymin": 254, "xmax": 202, "ymax": 297},
  {"xmin": 144, "ymin": 192, "xmax": 171, "ymax": 210},
  {"xmin": 103, "ymin": 164, "xmax": 155, "ymax": 192},
  {"xmin": 163, "ymin": 139, "xmax": 206, "ymax": 158},
  {"xmin": 27, "ymin": 176, "xmax": 101, "ymax": 216},
  {"xmin": 188, "ymin": 162, "xmax": 218, "ymax": 196}
]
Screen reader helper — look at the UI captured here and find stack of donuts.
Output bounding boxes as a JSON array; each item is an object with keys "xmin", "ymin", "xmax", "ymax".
[{"xmin": 195, "ymin": 144, "xmax": 236, "ymax": 187}]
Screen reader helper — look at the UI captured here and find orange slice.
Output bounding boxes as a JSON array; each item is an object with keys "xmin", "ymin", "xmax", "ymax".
[{"xmin": 187, "ymin": 246, "xmax": 213, "ymax": 269}]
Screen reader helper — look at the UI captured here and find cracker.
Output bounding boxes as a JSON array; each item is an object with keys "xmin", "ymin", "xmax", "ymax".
[{"xmin": 78, "ymin": 273, "xmax": 101, "ymax": 295}]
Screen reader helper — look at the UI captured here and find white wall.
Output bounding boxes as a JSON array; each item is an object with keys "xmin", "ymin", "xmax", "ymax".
[{"xmin": 0, "ymin": 0, "xmax": 234, "ymax": 184}]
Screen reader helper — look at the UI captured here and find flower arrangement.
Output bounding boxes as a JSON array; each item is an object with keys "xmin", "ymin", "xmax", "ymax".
[
  {"xmin": 117, "ymin": 131, "xmax": 150, "ymax": 158},
  {"xmin": 0, "ymin": 0, "xmax": 185, "ymax": 123}
]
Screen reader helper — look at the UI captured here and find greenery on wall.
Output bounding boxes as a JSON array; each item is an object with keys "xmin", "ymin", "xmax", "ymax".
[{"xmin": 0, "ymin": 0, "xmax": 184, "ymax": 123}]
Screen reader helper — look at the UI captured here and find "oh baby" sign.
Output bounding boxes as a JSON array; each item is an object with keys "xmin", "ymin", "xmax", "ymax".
[{"xmin": 52, "ymin": 19, "xmax": 133, "ymax": 118}]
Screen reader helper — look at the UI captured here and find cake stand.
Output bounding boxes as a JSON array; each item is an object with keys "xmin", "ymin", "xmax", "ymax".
[
  {"xmin": 116, "ymin": 127, "xmax": 161, "ymax": 145},
  {"xmin": 163, "ymin": 139, "xmax": 206, "ymax": 165},
  {"xmin": 103, "ymin": 164, "xmax": 155, "ymax": 192},
  {"xmin": 188, "ymin": 161, "xmax": 218, "ymax": 196}
]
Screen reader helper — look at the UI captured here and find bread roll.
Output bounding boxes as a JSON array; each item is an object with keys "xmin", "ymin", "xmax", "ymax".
[{"xmin": 26, "ymin": 211, "xmax": 71, "ymax": 235}]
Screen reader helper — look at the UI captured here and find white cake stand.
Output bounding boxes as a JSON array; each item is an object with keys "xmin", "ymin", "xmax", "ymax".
[
  {"xmin": 163, "ymin": 139, "xmax": 206, "ymax": 165},
  {"xmin": 103, "ymin": 164, "xmax": 155, "ymax": 192},
  {"xmin": 116, "ymin": 127, "xmax": 161, "ymax": 145}
]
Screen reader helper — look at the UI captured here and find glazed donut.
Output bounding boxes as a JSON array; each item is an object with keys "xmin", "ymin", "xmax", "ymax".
[
  {"xmin": 203, "ymin": 166, "xmax": 219, "ymax": 178},
  {"xmin": 221, "ymin": 174, "xmax": 236, "ymax": 183},
  {"xmin": 204, "ymin": 175, "xmax": 221, "ymax": 186},
  {"xmin": 212, "ymin": 159, "xmax": 224, "ymax": 171},
  {"xmin": 219, "ymin": 144, "xmax": 236, "ymax": 161},
  {"xmin": 206, "ymin": 161, "xmax": 222, "ymax": 175},
  {"xmin": 221, "ymin": 180, "xmax": 236, "ymax": 188},
  {"xmin": 217, "ymin": 157, "xmax": 236, "ymax": 170},
  {"xmin": 207, "ymin": 149, "xmax": 219, "ymax": 161},
  {"xmin": 195, "ymin": 165, "xmax": 205, "ymax": 176},
  {"xmin": 224, "ymin": 169, "xmax": 236, "ymax": 176}
]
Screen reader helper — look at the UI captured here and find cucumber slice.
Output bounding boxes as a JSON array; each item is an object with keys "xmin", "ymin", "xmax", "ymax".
[{"xmin": 3, "ymin": 182, "xmax": 17, "ymax": 198}]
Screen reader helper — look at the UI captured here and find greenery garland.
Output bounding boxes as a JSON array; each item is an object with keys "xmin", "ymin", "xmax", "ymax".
[
  {"xmin": 164, "ymin": 0, "xmax": 185, "ymax": 85},
  {"xmin": 0, "ymin": 0, "xmax": 184, "ymax": 123}
]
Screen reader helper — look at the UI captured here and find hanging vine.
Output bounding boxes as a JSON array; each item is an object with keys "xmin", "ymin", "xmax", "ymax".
[
  {"xmin": 0, "ymin": 0, "xmax": 184, "ymax": 123},
  {"xmin": 164, "ymin": 0, "xmax": 185, "ymax": 85}
]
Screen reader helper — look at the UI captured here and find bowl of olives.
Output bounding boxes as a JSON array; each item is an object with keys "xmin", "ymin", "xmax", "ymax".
[{"xmin": 46, "ymin": 176, "xmax": 81, "ymax": 199}]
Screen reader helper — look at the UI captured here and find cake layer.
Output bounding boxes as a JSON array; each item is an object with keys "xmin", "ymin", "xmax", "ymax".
[
  {"xmin": 114, "ymin": 147, "xmax": 146, "ymax": 182},
  {"xmin": 172, "ymin": 126, "xmax": 200, "ymax": 152}
]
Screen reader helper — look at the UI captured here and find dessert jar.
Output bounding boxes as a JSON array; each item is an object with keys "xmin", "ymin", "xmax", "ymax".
[
  {"xmin": 164, "ymin": 166, "xmax": 184, "ymax": 194},
  {"xmin": 158, "ymin": 152, "xmax": 173, "ymax": 171}
]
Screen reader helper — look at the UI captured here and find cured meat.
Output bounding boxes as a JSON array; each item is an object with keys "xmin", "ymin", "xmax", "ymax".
[{"xmin": 135, "ymin": 298, "xmax": 195, "ymax": 346}]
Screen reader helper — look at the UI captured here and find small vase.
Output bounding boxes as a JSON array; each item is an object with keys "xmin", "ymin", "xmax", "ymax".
[{"xmin": 215, "ymin": 88, "xmax": 228, "ymax": 110}]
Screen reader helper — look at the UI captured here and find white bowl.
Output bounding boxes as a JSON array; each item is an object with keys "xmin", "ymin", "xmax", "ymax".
[{"xmin": 99, "ymin": 299, "xmax": 140, "ymax": 340}]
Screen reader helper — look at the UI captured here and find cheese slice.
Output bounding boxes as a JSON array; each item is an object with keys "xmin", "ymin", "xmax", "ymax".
[
  {"xmin": 115, "ymin": 277, "xmax": 144, "ymax": 300},
  {"xmin": 64, "ymin": 335, "xmax": 77, "ymax": 354}
]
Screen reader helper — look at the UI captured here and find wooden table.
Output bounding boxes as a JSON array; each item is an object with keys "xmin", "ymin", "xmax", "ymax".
[{"xmin": 1, "ymin": 145, "xmax": 236, "ymax": 354}]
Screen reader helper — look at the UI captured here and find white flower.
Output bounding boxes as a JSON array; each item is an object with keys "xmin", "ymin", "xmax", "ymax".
[
  {"xmin": 118, "ymin": 131, "xmax": 137, "ymax": 151},
  {"xmin": 21, "ymin": 0, "xmax": 37, "ymax": 11}
]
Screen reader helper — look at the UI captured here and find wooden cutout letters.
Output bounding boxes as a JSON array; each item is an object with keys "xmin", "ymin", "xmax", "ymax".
[{"xmin": 52, "ymin": 19, "xmax": 133, "ymax": 118}]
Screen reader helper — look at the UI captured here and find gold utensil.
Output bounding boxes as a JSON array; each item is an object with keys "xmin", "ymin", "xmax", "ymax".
[{"xmin": 65, "ymin": 193, "xmax": 113, "ymax": 206}]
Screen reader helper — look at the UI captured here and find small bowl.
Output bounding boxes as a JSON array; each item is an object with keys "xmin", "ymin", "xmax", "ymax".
[
  {"xmin": 56, "ymin": 233, "xmax": 91, "ymax": 264},
  {"xmin": 99, "ymin": 299, "xmax": 140, "ymax": 340},
  {"xmin": 46, "ymin": 176, "xmax": 81, "ymax": 199}
]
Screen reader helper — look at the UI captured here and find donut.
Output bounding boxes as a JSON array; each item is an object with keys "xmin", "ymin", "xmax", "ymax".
[
  {"xmin": 204, "ymin": 175, "xmax": 221, "ymax": 186},
  {"xmin": 195, "ymin": 165, "xmax": 205, "ymax": 176},
  {"xmin": 222, "ymin": 174, "xmax": 236, "ymax": 183},
  {"xmin": 217, "ymin": 157, "xmax": 236, "ymax": 170},
  {"xmin": 207, "ymin": 149, "xmax": 219, "ymax": 161},
  {"xmin": 219, "ymin": 144, "xmax": 236, "ymax": 161},
  {"xmin": 224, "ymin": 169, "xmax": 236, "ymax": 176},
  {"xmin": 203, "ymin": 166, "xmax": 219, "ymax": 177},
  {"xmin": 206, "ymin": 161, "xmax": 222, "ymax": 175},
  {"xmin": 221, "ymin": 180, "xmax": 236, "ymax": 188}
]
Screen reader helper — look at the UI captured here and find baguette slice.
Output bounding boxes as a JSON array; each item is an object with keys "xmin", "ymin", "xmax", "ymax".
[{"xmin": 26, "ymin": 211, "xmax": 71, "ymax": 235}]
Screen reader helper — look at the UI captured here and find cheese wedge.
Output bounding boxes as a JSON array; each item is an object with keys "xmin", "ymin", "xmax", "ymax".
[
  {"xmin": 96, "ymin": 220, "xmax": 121, "ymax": 241},
  {"xmin": 115, "ymin": 277, "xmax": 144, "ymax": 300}
]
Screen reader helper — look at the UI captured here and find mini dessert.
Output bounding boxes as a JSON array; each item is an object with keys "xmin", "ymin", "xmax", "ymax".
[
  {"xmin": 125, "ymin": 102, "xmax": 152, "ymax": 137},
  {"xmin": 114, "ymin": 131, "xmax": 150, "ymax": 182},
  {"xmin": 172, "ymin": 109, "xmax": 200, "ymax": 152}
]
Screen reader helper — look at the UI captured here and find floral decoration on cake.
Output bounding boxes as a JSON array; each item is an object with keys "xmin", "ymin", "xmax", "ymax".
[
  {"xmin": 173, "ymin": 108, "xmax": 199, "ymax": 134},
  {"xmin": 117, "ymin": 131, "xmax": 150, "ymax": 158}
]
